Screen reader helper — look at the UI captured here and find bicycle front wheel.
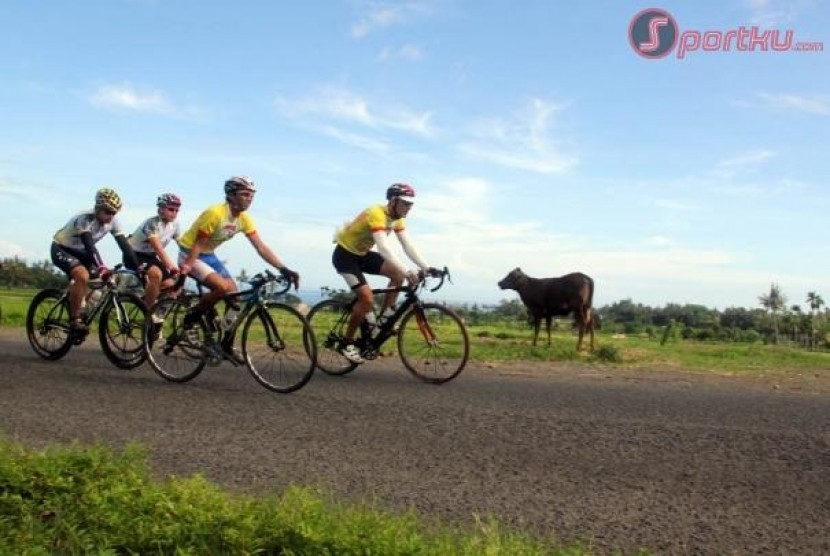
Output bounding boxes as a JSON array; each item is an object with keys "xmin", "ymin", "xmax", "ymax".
[
  {"xmin": 99, "ymin": 292, "xmax": 148, "ymax": 370},
  {"xmin": 26, "ymin": 288, "xmax": 72, "ymax": 360},
  {"xmin": 144, "ymin": 296, "xmax": 207, "ymax": 382},
  {"xmin": 306, "ymin": 299, "xmax": 358, "ymax": 376},
  {"xmin": 242, "ymin": 303, "xmax": 316, "ymax": 393},
  {"xmin": 398, "ymin": 303, "xmax": 469, "ymax": 384}
]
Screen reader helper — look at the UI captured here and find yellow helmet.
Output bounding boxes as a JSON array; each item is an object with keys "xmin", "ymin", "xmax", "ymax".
[{"xmin": 95, "ymin": 188, "xmax": 122, "ymax": 212}]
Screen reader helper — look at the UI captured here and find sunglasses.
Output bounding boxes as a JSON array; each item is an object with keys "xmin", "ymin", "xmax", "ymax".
[
  {"xmin": 164, "ymin": 206, "xmax": 180, "ymax": 212},
  {"xmin": 103, "ymin": 209, "xmax": 118, "ymax": 216}
]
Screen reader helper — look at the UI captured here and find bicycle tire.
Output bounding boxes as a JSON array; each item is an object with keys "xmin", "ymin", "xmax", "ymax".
[
  {"xmin": 306, "ymin": 299, "xmax": 358, "ymax": 376},
  {"xmin": 99, "ymin": 292, "xmax": 148, "ymax": 370},
  {"xmin": 398, "ymin": 303, "xmax": 469, "ymax": 384},
  {"xmin": 242, "ymin": 303, "xmax": 317, "ymax": 393},
  {"xmin": 26, "ymin": 288, "xmax": 73, "ymax": 361},
  {"xmin": 144, "ymin": 296, "xmax": 208, "ymax": 382}
]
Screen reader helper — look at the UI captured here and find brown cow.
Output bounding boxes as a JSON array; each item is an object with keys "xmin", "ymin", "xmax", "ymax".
[{"xmin": 498, "ymin": 267, "xmax": 595, "ymax": 351}]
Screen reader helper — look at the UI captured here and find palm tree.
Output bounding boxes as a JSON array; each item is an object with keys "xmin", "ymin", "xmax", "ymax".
[
  {"xmin": 806, "ymin": 291, "xmax": 825, "ymax": 349},
  {"xmin": 759, "ymin": 283, "xmax": 787, "ymax": 344}
]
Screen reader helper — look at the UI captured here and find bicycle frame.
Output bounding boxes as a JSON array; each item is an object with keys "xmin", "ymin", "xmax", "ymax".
[{"xmin": 338, "ymin": 269, "xmax": 451, "ymax": 357}]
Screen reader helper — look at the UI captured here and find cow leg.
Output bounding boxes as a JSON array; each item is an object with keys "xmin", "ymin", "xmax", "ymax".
[
  {"xmin": 545, "ymin": 316, "xmax": 552, "ymax": 346},
  {"xmin": 531, "ymin": 318, "xmax": 540, "ymax": 346},
  {"xmin": 588, "ymin": 311, "xmax": 595, "ymax": 351}
]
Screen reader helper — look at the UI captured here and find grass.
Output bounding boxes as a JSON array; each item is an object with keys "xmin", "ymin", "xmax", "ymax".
[
  {"xmin": 7, "ymin": 287, "xmax": 830, "ymax": 376},
  {"xmin": 0, "ymin": 436, "xmax": 592, "ymax": 555}
]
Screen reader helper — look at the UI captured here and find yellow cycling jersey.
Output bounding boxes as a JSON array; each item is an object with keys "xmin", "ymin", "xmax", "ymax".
[
  {"xmin": 178, "ymin": 202, "xmax": 256, "ymax": 253},
  {"xmin": 336, "ymin": 204, "xmax": 405, "ymax": 256}
]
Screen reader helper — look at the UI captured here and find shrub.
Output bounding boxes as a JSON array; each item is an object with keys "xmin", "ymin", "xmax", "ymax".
[{"xmin": 592, "ymin": 345, "xmax": 622, "ymax": 363}]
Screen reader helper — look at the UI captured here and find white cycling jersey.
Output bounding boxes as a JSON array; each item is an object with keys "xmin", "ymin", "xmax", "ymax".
[
  {"xmin": 127, "ymin": 216, "xmax": 180, "ymax": 254},
  {"xmin": 53, "ymin": 211, "xmax": 126, "ymax": 249}
]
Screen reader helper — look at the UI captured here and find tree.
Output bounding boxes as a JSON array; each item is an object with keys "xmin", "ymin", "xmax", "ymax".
[
  {"xmin": 758, "ymin": 283, "xmax": 787, "ymax": 344},
  {"xmin": 805, "ymin": 291, "xmax": 825, "ymax": 349}
]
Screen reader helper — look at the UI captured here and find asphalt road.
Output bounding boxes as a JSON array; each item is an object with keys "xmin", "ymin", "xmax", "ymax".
[{"xmin": 1, "ymin": 328, "xmax": 828, "ymax": 554}]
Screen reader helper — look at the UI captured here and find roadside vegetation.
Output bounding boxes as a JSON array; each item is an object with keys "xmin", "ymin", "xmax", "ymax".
[
  {"xmin": 4, "ymin": 256, "xmax": 829, "ymax": 375},
  {"xmin": 0, "ymin": 437, "xmax": 594, "ymax": 555}
]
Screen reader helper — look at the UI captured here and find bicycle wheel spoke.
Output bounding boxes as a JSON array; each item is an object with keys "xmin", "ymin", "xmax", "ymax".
[
  {"xmin": 144, "ymin": 296, "xmax": 207, "ymax": 382},
  {"xmin": 242, "ymin": 304, "xmax": 316, "ymax": 393},
  {"xmin": 26, "ymin": 289, "xmax": 73, "ymax": 360},
  {"xmin": 99, "ymin": 293, "xmax": 148, "ymax": 370},
  {"xmin": 398, "ymin": 303, "xmax": 469, "ymax": 384},
  {"xmin": 306, "ymin": 299, "xmax": 358, "ymax": 376}
]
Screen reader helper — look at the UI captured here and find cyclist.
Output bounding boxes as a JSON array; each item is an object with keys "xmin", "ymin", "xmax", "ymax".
[
  {"xmin": 178, "ymin": 176, "xmax": 300, "ymax": 359},
  {"xmin": 51, "ymin": 187, "xmax": 141, "ymax": 336},
  {"xmin": 124, "ymin": 192, "xmax": 182, "ymax": 311},
  {"xmin": 332, "ymin": 182, "xmax": 436, "ymax": 364}
]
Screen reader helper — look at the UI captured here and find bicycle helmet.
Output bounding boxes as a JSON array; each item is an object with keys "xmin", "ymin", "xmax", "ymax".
[
  {"xmin": 386, "ymin": 182, "xmax": 416, "ymax": 202},
  {"xmin": 224, "ymin": 175, "xmax": 256, "ymax": 196},
  {"xmin": 94, "ymin": 188, "xmax": 123, "ymax": 212},
  {"xmin": 156, "ymin": 192, "xmax": 182, "ymax": 208}
]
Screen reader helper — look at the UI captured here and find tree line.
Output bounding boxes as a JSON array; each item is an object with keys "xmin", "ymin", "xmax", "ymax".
[{"xmin": 3, "ymin": 257, "xmax": 827, "ymax": 347}]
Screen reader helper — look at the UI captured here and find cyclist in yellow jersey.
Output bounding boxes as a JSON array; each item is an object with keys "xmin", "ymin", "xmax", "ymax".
[
  {"xmin": 178, "ymin": 176, "xmax": 300, "ymax": 357},
  {"xmin": 332, "ymin": 182, "xmax": 436, "ymax": 364}
]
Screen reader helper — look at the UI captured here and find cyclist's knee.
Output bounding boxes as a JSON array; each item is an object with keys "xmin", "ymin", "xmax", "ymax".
[{"xmin": 146, "ymin": 266, "xmax": 163, "ymax": 282}]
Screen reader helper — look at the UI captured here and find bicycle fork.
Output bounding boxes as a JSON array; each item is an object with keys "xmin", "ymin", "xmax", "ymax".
[{"xmin": 413, "ymin": 308, "xmax": 438, "ymax": 346}]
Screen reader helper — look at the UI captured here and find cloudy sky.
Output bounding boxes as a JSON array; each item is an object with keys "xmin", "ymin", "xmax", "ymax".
[{"xmin": 1, "ymin": 1, "xmax": 827, "ymax": 309}]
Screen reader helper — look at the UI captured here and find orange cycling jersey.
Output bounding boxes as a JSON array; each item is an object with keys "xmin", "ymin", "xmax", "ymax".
[{"xmin": 336, "ymin": 204, "xmax": 405, "ymax": 256}]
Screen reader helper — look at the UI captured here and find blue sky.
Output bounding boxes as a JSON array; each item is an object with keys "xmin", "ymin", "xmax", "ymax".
[{"xmin": 1, "ymin": 1, "xmax": 827, "ymax": 309}]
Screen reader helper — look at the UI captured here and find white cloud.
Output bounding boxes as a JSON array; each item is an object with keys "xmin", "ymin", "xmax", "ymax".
[
  {"xmin": 379, "ymin": 44, "xmax": 425, "ymax": 62},
  {"xmin": 88, "ymin": 83, "xmax": 202, "ymax": 119},
  {"xmin": 277, "ymin": 86, "xmax": 435, "ymax": 139},
  {"xmin": 744, "ymin": 0, "xmax": 807, "ymax": 26},
  {"xmin": 458, "ymin": 98, "xmax": 578, "ymax": 174},
  {"xmin": 351, "ymin": 2, "xmax": 430, "ymax": 38},
  {"xmin": 712, "ymin": 149, "xmax": 776, "ymax": 179},
  {"xmin": 756, "ymin": 92, "xmax": 830, "ymax": 116}
]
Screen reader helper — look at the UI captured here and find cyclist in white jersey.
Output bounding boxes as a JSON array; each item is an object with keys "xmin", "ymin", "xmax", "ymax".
[
  {"xmin": 125, "ymin": 192, "xmax": 182, "ymax": 310},
  {"xmin": 51, "ymin": 188, "xmax": 141, "ymax": 335}
]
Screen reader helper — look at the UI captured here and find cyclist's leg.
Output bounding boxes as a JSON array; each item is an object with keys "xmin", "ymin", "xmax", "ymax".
[
  {"xmin": 377, "ymin": 259, "xmax": 406, "ymax": 315},
  {"xmin": 51, "ymin": 243, "xmax": 90, "ymax": 331},
  {"xmin": 332, "ymin": 246, "xmax": 378, "ymax": 363}
]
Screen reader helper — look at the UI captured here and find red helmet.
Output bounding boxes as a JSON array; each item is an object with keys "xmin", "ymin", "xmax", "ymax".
[
  {"xmin": 386, "ymin": 182, "xmax": 416, "ymax": 202},
  {"xmin": 156, "ymin": 192, "xmax": 182, "ymax": 208}
]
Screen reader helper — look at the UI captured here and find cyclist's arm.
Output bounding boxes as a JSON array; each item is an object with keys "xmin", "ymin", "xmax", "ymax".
[
  {"xmin": 181, "ymin": 234, "xmax": 210, "ymax": 269},
  {"xmin": 395, "ymin": 229, "xmax": 429, "ymax": 270},
  {"xmin": 146, "ymin": 235, "xmax": 178, "ymax": 272},
  {"xmin": 247, "ymin": 231, "xmax": 299, "ymax": 286},
  {"xmin": 79, "ymin": 231, "xmax": 106, "ymax": 269},
  {"xmin": 372, "ymin": 230, "xmax": 408, "ymax": 274},
  {"xmin": 114, "ymin": 233, "xmax": 141, "ymax": 270},
  {"xmin": 246, "ymin": 231, "xmax": 287, "ymax": 268}
]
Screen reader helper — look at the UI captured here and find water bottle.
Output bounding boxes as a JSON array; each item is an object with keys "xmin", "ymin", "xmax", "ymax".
[
  {"xmin": 86, "ymin": 287, "xmax": 104, "ymax": 311},
  {"xmin": 221, "ymin": 307, "xmax": 240, "ymax": 331}
]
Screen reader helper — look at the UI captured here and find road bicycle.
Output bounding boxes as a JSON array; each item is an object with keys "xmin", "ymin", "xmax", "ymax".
[
  {"xmin": 26, "ymin": 266, "xmax": 149, "ymax": 369},
  {"xmin": 143, "ymin": 270, "xmax": 316, "ymax": 393},
  {"xmin": 306, "ymin": 267, "xmax": 470, "ymax": 384}
]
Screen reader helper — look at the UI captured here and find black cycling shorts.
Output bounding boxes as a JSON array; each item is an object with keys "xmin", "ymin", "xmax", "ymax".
[
  {"xmin": 124, "ymin": 251, "xmax": 174, "ymax": 281},
  {"xmin": 50, "ymin": 242, "xmax": 95, "ymax": 277},
  {"xmin": 332, "ymin": 244, "xmax": 385, "ymax": 289}
]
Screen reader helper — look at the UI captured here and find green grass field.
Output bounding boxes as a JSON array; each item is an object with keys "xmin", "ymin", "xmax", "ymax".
[{"xmin": 6, "ymin": 287, "xmax": 830, "ymax": 376}]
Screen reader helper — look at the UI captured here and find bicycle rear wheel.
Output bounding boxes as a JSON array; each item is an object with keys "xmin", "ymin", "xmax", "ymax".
[
  {"xmin": 398, "ymin": 303, "xmax": 469, "ymax": 384},
  {"xmin": 26, "ymin": 288, "xmax": 73, "ymax": 360},
  {"xmin": 144, "ymin": 296, "xmax": 207, "ymax": 382},
  {"xmin": 99, "ymin": 292, "xmax": 148, "ymax": 370},
  {"xmin": 306, "ymin": 299, "xmax": 358, "ymax": 376},
  {"xmin": 242, "ymin": 303, "xmax": 316, "ymax": 393}
]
